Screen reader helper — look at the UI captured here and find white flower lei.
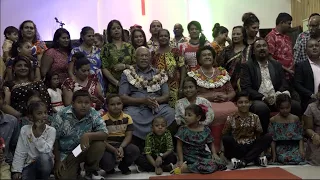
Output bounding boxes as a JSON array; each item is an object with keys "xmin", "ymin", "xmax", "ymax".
[
  {"xmin": 187, "ymin": 68, "xmax": 231, "ymax": 89},
  {"xmin": 124, "ymin": 66, "xmax": 168, "ymax": 92}
]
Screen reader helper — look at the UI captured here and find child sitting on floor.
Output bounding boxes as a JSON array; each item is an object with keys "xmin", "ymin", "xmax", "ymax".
[
  {"xmin": 45, "ymin": 72, "xmax": 64, "ymax": 113},
  {"xmin": 175, "ymin": 104, "xmax": 226, "ymax": 174},
  {"xmin": 269, "ymin": 93, "xmax": 306, "ymax": 165},
  {"xmin": 0, "ymin": 137, "xmax": 11, "ymax": 180},
  {"xmin": 100, "ymin": 94, "xmax": 140, "ymax": 175},
  {"xmin": 175, "ymin": 77, "xmax": 214, "ymax": 126},
  {"xmin": 11, "ymin": 101, "xmax": 56, "ymax": 180},
  {"xmin": 135, "ymin": 116, "xmax": 177, "ymax": 175},
  {"xmin": 221, "ymin": 91, "xmax": 272, "ymax": 169}
]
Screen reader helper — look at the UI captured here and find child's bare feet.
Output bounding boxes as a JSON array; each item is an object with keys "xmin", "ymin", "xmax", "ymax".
[{"xmin": 155, "ymin": 167, "xmax": 163, "ymax": 175}]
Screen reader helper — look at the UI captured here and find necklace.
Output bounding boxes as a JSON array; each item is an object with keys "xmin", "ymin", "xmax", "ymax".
[{"xmin": 200, "ymin": 67, "xmax": 214, "ymax": 78}]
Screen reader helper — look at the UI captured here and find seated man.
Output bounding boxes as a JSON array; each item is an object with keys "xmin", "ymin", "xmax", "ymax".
[
  {"xmin": 0, "ymin": 89, "xmax": 19, "ymax": 165},
  {"xmin": 119, "ymin": 46, "xmax": 176, "ymax": 151},
  {"xmin": 240, "ymin": 38, "xmax": 301, "ymax": 134},
  {"xmin": 221, "ymin": 91, "xmax": 272, "ymax": 169},
  {"xmin": 51, "ymin": 90, "xmax": 108, "ymax": 180},
  {"xmin": 295, "ymin": 38, "xmax": 320, "ymax": 111}
]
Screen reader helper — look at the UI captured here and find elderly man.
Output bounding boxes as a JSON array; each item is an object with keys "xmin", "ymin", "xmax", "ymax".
[
  {"xmin": 294, "ymin": 13, "xmax": 320, "ymax": 64},
  {"xmin": 170, "ymin": 23, "xmax": 189, "ymax": 48},
  {"xmin": 119, "ymin": 47, "xmax": 176, "ymax": 151},
  {"xmin": 241, "ymin": 39, "xmax": 301, "ymax": 134}
]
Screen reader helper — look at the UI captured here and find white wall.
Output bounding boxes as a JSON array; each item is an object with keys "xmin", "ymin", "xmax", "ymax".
[{"xmin": 0, "ymin": 0, "xmax": 291, "ymax": 53}]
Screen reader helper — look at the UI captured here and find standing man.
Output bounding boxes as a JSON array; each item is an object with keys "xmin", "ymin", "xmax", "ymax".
[{"xmin": 170, "ymin": 23, "xmax": 189, "ymax": 48}]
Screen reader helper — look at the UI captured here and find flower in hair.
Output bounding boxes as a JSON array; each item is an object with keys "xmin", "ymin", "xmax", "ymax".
[{"xmin": 198, "ymin": 104, "xmax": 208, "ymax": 113}]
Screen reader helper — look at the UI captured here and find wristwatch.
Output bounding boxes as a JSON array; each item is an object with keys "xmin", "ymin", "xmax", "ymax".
[{"xmin": 159, "ymin": 153, "xmax": 163, "ymax": 157}]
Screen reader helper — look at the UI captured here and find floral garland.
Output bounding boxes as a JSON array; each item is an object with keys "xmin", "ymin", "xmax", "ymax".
[
  {"xmin": 124, "ymin": 66, "xmax": 168, "ymax": 92},
  {"xmin": 187, "ymin": 66, "xmax": 230, "ymax": 89}
]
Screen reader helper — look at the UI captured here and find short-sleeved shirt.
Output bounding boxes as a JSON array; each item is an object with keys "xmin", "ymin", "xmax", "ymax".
[
  {"xmin": 102, "ymin": 112, "xmax": 134, "ymax": 144},
  {"xmin": 222, "ymin": 112, "xmax": 263, "ymax": 145},
  {"xmin": 144, "ymin": 130, "xmax": 173, "ymax": 156},
  {"xmin": 100, "ymin": 42, "xmax": 135, "ymax": 93},
  {"xmin": 304, "ymin": 102, "xmax": 320, "ymax": 130},
  {"xmin": 44, "ymin": 48, "xmax": 69, "ymax": 82},
  {"xmin": 2, "ymin": 39, "xmax": 13, "ymax": 54},
  {"xmin": 51, "ymin": 106, "xmax": 108, "ymax": 161}
]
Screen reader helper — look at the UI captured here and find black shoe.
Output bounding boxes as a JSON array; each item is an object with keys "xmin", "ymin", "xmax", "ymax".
[
  {"xmin": 118, "ymin": 164, "xmax": 132, "ymax": 175},
  {"xmin": 105, "ymin": 169, "xmax": 115, "ymax": 174}
]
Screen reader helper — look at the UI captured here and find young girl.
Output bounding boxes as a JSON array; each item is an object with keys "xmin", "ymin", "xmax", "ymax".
[
  {"xmin": 175, "ymin": 77, "xmax": 214, "ymax": 126},
  {"xmin": 268, "ymin": 93, "xmax": 306, "ymax": 165},
  {"xmin": 11, "ymin": 101, "xmax": 56, "ymax": 180},
  {"xmin": 45, "ymin": 72, "xmax": 64, "ymax": 112},
  {"xmin": 175, "ymin": 104, "xmax": 226, "ymax": 174}
]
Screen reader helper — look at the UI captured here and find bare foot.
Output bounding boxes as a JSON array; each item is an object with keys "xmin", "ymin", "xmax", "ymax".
[{"xmin": 155, "ymin": 167, "xmax": 163, "ymax": 175}]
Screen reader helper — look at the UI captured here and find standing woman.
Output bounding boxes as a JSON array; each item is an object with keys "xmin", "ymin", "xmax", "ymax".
[
  {"xmin": 179, "ymin": 21, "xmax": 210, "ymax": 71},
  {"xmin": 242, "ymin": 12, "xmax": 260, "ymax": 45},
  {"xmin": 218, "ymin": 26, "xmax": 248, "ymax": 91},
  {"xmin": 41, "ymin": 28, "xmax": 72, "ymax": 83},
  {"xmin": 147, "ymin": 20, "xmax": 162, "ymax": 51},
  {"xmin": 68, "ymin": 26, "xmax": 105, "ymax": 93},
  {"xmin": 131, "ymin": 28, "xmax": 147, "ymax": 50},
  {"xmin": 101, "ymin": 20, "xmax": 135, "ymax": 94},
  {"xmin": 211, "ymin": 23, "xmax": 230, "ymax": 56},
  {"xmin": 151, "ymin": 29, "xmax": 186, "ymax": 107},
  {"xmin": 18, "ymin": 20, "xmax": 47, "ymax": 64}
]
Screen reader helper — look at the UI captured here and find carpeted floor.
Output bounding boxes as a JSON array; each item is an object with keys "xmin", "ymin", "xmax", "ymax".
[{"xmin": 149, "ymin": 167, "xmax": 301, "ymax": 180}]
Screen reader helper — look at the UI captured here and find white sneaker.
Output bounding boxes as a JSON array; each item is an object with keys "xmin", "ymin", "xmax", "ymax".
[
  {"xmin": 259, "ymin": 156, "xmax": 268, "ymax": 167},
  {"xmin": 231, "ymin": 158, "xmax": 245, "ymax": 169},
  {"xmin": 84, "ymin": 171, "xmax": 104, "ymax": 180}
]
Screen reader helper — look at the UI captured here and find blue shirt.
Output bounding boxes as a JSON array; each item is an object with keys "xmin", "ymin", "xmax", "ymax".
[{"xmin": 51, "ymin": 106, "xmax": 108, "ymax": 161}]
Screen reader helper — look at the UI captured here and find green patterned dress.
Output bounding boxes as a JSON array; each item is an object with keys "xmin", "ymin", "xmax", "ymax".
[{"xmin": 100, "ymin": 42, "xmax": 135, "ymax": 94}]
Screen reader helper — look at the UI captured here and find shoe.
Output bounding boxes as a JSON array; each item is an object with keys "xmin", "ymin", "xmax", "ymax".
[
  {"xmin": 231, "ymin": 158, "xmax": 246, "ymax": 169},
  {"xmin": 84, "ymin": 171, "xmax": 104, "ymax": 180},
  {"xmin": 105, "ymin": 169, "xmax": 115, "ymax": 174},
  {"xmin": 118, "ymin": 163, "xmax": 132, "ymax": 175},
  {"xmin": 135, "ymin": 164, "xmax": 144, "ymax": 173},
  {"xmin": 259, "ymin": 156, "xmax": 268, "ymax": 167}
]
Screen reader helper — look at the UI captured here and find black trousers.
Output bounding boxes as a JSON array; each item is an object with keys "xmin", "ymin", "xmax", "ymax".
[
  {"xmin": 250, "ymin": 100, "xmax": 301, "ymax": 134},
  {"xmin": 100, "ymin": 143, "xmax": 140, "ymax": 172},
  {"xmin": 135, "ymin": 153, "xmax": 177, "ymax": 172},
  {"xmin": 222, "ymin": 135, "xmax": 272, "ymax": 164}
]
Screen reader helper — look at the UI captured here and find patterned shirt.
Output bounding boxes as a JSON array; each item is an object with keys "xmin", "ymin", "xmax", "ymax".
[
  {"xmin": 222, "ymin": 112, "xmax": 263, "ymax": 145},
  {"xmin": 102, "ymin": 112, "xmax": 134, "ymax": 144},
  {"xmin": 266, "ymin": 28, "xmax": 294, "ymax": 69},
  {"xmin": 147, "ymin": 39, "xmax": 160, "ymax": 52},
  {"xmin": 170, "ymin": 36, "xmax": 190, "ymax": 48},
  {"xmin": 258, "ymin": 61, "xmax": 275, "ymax": 97},
  {"xmin": 51, "ymin": 106, "xmax": 108, "ymax": 161},
  {"xmin": 294, "ymin": 31, "xmax": 310, "ymax": 64},
  {"xmin": 2, "ymin": 39, "xmax": 14, "ymax": 60},
  {"xmin": 144, "ymin": 130, "xmax": 173, "ymax": 156}
]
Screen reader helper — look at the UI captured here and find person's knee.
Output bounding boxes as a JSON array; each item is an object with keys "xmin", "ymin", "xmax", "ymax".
[
  {"xmin": 222, "ymin": 135, "xmax": 234, "ymax": 144},
  {"xmin": 37, "ymin": 153, "xmax": 53, "ymax": 173},
  {"xmin": 262, "ymin": 134, "xmax": 273, "ymax": 144},
  {"xmin": 100, "ymin": 151, "xmax": 116, "ymax": 171},
  {"xmin": 291, "ymin": 100, "xmax": 302, "ymax": 116},
  {"xmin": 250, "ymin": 101, "xmax": 270, "ymax": 114}
]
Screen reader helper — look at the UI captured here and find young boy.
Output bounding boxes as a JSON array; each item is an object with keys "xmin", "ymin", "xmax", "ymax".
[
  {"xmin": 0, "ymin": 137, "xmax": 11, "ymax": 179},
  {"xmin": 2, "ymin": 26, "xmax": 19, "ymax": 62},
  {"xmin": 135, "ymin": 117, "xmax": 177, "ymax": 175},
  {"xmin": 0, "ymin": 89, "xmax": 19, "ymax": 165},
  {"xmin": 51, "ymin": 90, "xmax": 108, "ymax": 180},
  {"xmin": 221, "ymin": 91, "xmax": 272, "ymax": 169},
  {"xmin": 100, "ymin": 94, "xmax": 140, "ymax": 175}
]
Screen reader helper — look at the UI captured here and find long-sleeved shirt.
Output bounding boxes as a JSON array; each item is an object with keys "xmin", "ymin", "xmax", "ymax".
[
  {"xmin": 293, "ymin": 31, "xmax": 310, "ymax": 64},
  {"xmin": 11, "ymin": 125, "xmax": 56, "ymax": 173}
]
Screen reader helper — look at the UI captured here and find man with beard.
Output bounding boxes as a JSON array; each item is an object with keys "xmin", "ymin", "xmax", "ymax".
[
  {"xmin": 294, "ymin": 13, "xmax": 320, "ymax": 64},
  {"xmin": 169, "ymin": 23, "xmax": 189, "ymax": 48},
  {"xmin": 295, "ymin": 38, "xmax": 320, "ymax": 111},
  {"xmin": 240, "ymin": 39, "xmax": 301, "ymax": 134}
]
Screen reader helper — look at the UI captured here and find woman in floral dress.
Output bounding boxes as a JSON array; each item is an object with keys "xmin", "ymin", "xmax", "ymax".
[
  {"xmin": 151, "ymin": 29, "xmax": 186, "ymax": 107},
  {"xmin": 187, "ymin": 46, "xmax": 237, "ymax": 151}
]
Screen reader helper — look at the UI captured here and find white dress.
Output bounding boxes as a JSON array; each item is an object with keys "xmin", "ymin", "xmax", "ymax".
[{"xmin": 47, "ymin": 88, "xmax": 64, "ymax": 112}]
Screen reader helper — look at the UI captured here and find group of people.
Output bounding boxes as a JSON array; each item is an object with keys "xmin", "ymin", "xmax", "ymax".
[{"xmin": 0, "ymin": 10, "xmax": 320, "ymax": 180}]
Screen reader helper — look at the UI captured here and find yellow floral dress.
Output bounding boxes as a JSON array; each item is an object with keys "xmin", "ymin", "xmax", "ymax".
[{"xmin": 151, "ymin": 48, "xmax": 185, "ymax": 107}]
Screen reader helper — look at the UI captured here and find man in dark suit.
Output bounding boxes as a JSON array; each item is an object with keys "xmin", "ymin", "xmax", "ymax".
[
  {"xmin": 295, "ymin": 38, "xmax": 320, "ymax": 111},
  {"xmin": 241, "ymin": 39, "xmax": 301, "ymax": 134}
]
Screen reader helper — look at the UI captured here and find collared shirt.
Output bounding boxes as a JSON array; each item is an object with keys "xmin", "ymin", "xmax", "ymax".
[
  {"xmin": 169, "ymin": 36, "xmax": 190, "ymax": 48},
  {"xmin": 294, "ymin": 31, "xmax": 310, "ymax": 64},
  {"xmin": 266, "ymin": 28, "xmax": 294, "ymax": 69},
  {"xmin": 144, "ymin": 130, "xmax": 173, "ymax": 156},
  {"xmin": 0, "ymin": 111, "xmax": 19, "ymax": 164},
  {"xmin": 309, "ymin": 59, "xmax": 320, "ymax": 94},
  {"xmin": 102, "ymin": 112, "xmax": 134, "ymax": 144},
  {"xmin": 51, "ymin": 106, "xmax": 108, "ymax": 161},
  {"xmin": 258, "ymin": 61, "xmax": 276, "ymax": 97},
  {"xmin": 222, "ymin": 112, "xmax": 263, "ymax": 145}
]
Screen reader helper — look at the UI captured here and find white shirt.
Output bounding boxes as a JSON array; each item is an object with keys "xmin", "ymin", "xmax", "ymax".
[
  {"xmin": 258, "ymin": 61, "xmax": 275, "ymax": 97},
  {"xmin": 11, "ymin": 125, "xmax": 56, "ymax": 172},
  {"xmin": 309, "ymin": 59, "xmax": 320, "ymax": 94}
]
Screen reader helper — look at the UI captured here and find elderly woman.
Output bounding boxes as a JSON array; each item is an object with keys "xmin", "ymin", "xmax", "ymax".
[
  {"xmin": 119, "ymin": 46, "xmax": 176, "ymax": 150},
  {"xmin": 187, "ymin": 46, "xmax": 237, "ymax": 151}
]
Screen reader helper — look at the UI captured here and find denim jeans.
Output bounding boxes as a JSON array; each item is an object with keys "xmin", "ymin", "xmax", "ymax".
[{"xmin": 22, "ymin": 153, "xmax": 53, "ymax": 180}]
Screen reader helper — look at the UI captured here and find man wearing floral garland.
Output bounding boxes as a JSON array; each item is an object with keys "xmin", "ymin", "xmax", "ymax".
[{"xmin": 119, "ymin": 46, "xmax": 177, "ymax": 151}]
